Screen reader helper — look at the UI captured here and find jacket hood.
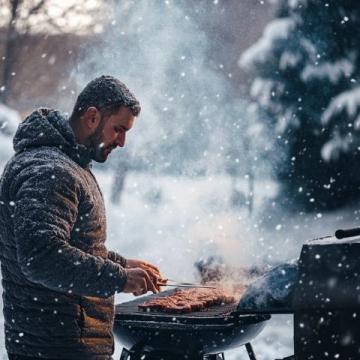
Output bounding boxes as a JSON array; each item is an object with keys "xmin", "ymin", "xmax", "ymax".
[{"xmin": 13, "ymin": 108, "xmax": 92, "ymax": 168}]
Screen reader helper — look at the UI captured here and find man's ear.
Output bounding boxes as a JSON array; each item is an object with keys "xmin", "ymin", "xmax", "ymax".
[{"xmin": 82, "ymin": 107, "xmax": 101, "ymax": 131}]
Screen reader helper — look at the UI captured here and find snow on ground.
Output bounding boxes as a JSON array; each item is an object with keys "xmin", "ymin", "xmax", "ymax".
[
  {"xmin": 0, "ymin": 104, "xmax": 18, "ymax": 165},
  {"xmin": 0, "ymin": 104, "xmax": 19, "ymax": 137},
  {"xmin": 226, "ymin": 315, "xmax": 293, "ymax": 360}
]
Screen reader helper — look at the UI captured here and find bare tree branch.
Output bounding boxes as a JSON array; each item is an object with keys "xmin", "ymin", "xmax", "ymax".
[
  {"xmin": 0, "ymin": 0, "xmax": 104, "ymax": 103},
  {"xmin": 43, "ymin": 15, "xmax": 67, "ymax": 34},
  {"xmin": 28, "ymin": 0, "xmax": 46, "ymax": 16}
]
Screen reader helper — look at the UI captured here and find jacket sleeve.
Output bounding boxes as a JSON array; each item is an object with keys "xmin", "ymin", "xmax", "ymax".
[
  {"xmin": 11, "ymin": 161, "xmax": 127, "ymax": 298},
  {"xmin": 107, "ymin": 250, "xmax": 127, "ymax": 268}
]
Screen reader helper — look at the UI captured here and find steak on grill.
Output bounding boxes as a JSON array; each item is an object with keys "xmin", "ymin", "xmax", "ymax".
[{"xmin": 138, "ymin": 287, "xmax": 244, "ymax": 313}]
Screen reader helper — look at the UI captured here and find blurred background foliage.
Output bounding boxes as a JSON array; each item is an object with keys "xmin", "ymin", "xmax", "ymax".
[{"xmin": 0, "ymin": 0, "xmax": 359, "ymax": 214}]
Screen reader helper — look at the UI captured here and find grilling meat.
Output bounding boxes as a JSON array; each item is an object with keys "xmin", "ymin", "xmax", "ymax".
[{"xmin": 138, "ymin": 287, "xmax": 243, "ymax": 313}]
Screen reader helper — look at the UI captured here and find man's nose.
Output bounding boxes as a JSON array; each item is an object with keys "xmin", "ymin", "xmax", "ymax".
[{"xmin": 117, "ymin": 132, "xmax": 126, "ymax": 147}]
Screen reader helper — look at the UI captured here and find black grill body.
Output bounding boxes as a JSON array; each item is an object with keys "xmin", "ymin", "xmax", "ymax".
[
  {"xmin": 115, "ymin": 237, "xmax": 360, "ymax": 359},
  {"xmin": 293, "ymin": 240, "xmax": 360, "ymax": 359},
  {"xmin": 114, "ymin": 290, "xmax": 270, "ymax": 359}
]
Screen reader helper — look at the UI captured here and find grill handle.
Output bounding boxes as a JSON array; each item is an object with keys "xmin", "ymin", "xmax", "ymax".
[{"xmin": 335, "ymin": 227, "xmax": 360, "ymax": 239}]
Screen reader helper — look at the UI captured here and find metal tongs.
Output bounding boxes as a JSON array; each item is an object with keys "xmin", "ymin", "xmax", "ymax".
[{"xmin": 157, "ymin": 278, "xmax": 217, "ymax": 289}]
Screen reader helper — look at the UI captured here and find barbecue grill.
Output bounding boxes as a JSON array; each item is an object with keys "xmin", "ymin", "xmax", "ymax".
[
  {"xmin": 292, "ymin": 230, "xmax": 360, "ymax": 360},
  {"xmin": 114, "ymin": 289, "xmax": 270, "ymax": 359},
  {"xmin": 237, "ymin": 227, "xmax": 360, "ymax": 360},
  {"xmin": 115, "ymin": 227, "xmax": 360, "ymax": 360}
]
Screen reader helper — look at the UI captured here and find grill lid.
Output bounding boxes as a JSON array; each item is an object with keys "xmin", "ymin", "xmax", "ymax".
[{"xmin": 293, "ymin": 241, "xmax": 360, "ymax": 310}]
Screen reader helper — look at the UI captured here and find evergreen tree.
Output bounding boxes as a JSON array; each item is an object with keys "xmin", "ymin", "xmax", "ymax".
[{"xmin": 240, "ymin": 0, "xmax": 360, "ymax": 211}]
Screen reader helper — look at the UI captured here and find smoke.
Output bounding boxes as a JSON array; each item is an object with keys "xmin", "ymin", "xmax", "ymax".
[
  {"xmin": 74, "ymin": 0, "xmax": 263, "ymax": 176},
  {"xmin": 70, "ymin": 1, "xmax": 275, "ymax": 270},
  {"xmin": 72, "ymin": 1, "xmax": 352, "ymax": 276}
]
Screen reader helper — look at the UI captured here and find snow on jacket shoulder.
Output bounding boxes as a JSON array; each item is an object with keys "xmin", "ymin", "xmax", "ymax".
[{"xmin": 0, "ymin": 108, "xmax": 127, "ymax": 359}]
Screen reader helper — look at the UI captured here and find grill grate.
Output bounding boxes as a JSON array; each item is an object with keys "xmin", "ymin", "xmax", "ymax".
[{"xmin": 115, "ymin": 289, "xmax": 268, "ymax": 326}]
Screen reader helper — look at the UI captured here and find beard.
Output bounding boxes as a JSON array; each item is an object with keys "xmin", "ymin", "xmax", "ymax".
[{"xmin": 87, "ymin": 120, "xmax": 115, "ymax": 163}]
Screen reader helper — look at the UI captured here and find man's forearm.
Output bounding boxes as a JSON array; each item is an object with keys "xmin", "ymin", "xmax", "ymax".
[
  {"xmin": 107, "ymin": 250, "xmax": 127, "ymax": 268},
  {"xmin": 17, "ymin": 237, "xmax": 128, "ymax": 298}
]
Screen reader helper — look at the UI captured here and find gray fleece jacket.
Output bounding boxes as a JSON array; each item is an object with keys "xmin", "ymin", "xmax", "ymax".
[{"xmin": 0, "ymin": 108, "xmax": 128, "ymax": 359}]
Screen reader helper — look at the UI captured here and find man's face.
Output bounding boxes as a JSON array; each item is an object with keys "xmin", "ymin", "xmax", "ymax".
[{"xmin": 88, "ymin": 106, "xmax": 135, "ymax": 163}]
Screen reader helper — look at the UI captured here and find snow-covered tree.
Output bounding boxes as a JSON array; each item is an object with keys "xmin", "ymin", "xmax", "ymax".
[{"xmin": 240, "ymin": 0, "xmax": 360, "ymax": 211}]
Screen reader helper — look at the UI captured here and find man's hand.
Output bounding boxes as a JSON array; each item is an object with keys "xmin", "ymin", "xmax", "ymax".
[
  {"xmin": 123, "ymin": 268, "xmax": 158, "ymax": 296},
  {"xmin": 126, "ymin": 259, "xmax": 164, "ymax": 292}
]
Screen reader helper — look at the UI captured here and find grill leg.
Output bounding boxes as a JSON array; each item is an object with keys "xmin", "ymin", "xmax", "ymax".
[
  {"xmin": 245, "ymin": 343, "xmax": 257, "ymax": 360},
  {"xmin": 120, "ymin": 347, "xmax": 146, "ymax": 360},
  {"xmin": 120, "ymin": 348, "xmax": 131, "ymax": 360}
]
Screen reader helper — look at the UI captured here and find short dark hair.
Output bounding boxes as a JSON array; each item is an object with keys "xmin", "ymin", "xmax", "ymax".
[{"xmin": 70, "ymin": 75, "xmax": 141, "ymax": 120}]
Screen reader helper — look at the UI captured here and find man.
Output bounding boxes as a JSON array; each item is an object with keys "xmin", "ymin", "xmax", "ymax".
[{"xmin": 0, "ymin": 75, "xmax": 162, "ymax": 359}]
